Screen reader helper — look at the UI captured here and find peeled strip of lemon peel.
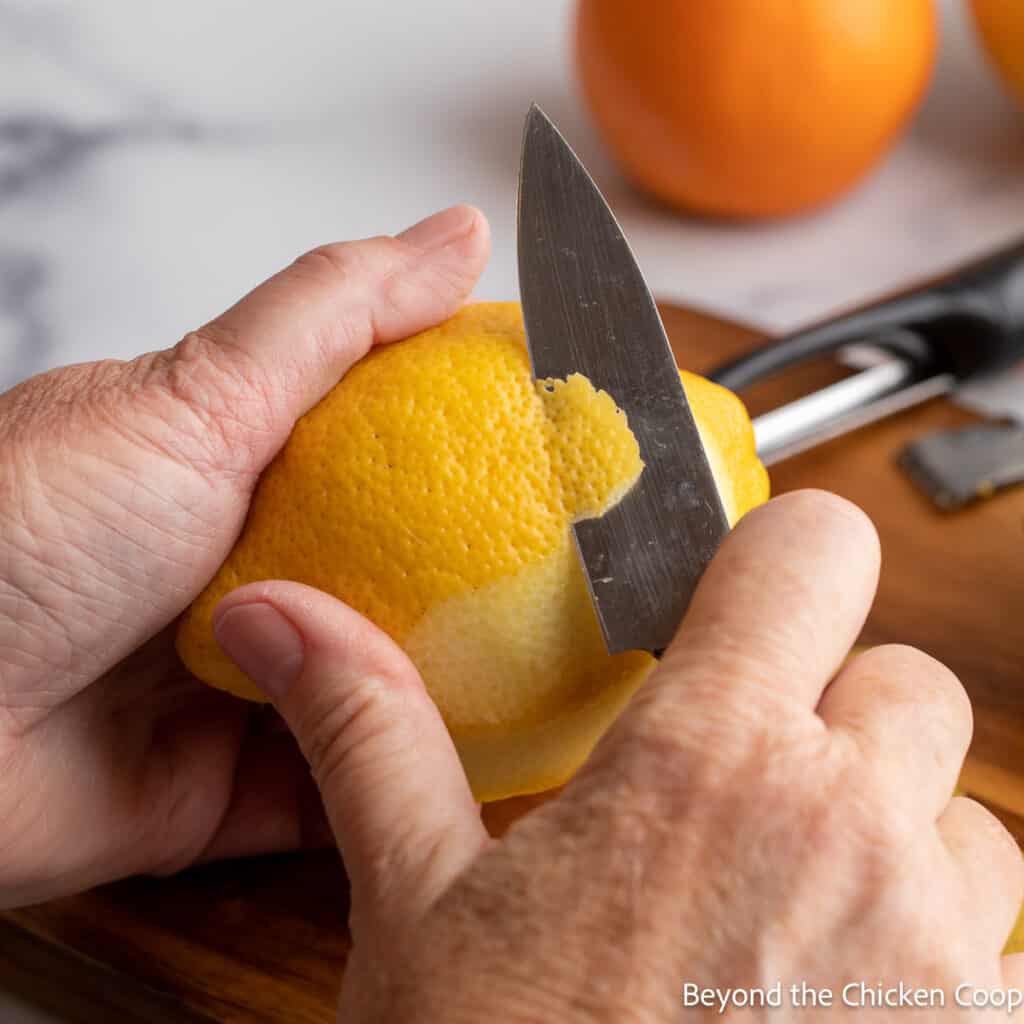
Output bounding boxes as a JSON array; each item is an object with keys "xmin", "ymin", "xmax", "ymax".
[
  {"xmin": 176, "ymin": 303, "xmax": 769, "ymax": 801},
  {"xmin": 535, "ymin": 371, "xmax": 647, "ymax": 528}
]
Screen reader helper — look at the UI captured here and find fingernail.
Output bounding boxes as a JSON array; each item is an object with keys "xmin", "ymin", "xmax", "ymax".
[
  {"xmin": 213, "ymin": 602, "xmax": 304, "ymax": 701},
  {"xmin": 398, "ymin": 205, "xmax": 478, "ymax": 253}
]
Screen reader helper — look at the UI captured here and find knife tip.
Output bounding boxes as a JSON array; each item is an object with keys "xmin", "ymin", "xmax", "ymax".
[{"xmin": 524, "ymin": 102, "xmax": 555, "ymax": 134}]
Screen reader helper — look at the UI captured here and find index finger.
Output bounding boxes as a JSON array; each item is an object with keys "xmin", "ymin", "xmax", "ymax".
[{"xmin": 602, "ymin": 490, "xmax": 881, "ymax": 756}]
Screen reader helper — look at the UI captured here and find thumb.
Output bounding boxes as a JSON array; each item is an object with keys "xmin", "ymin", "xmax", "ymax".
[{"xmin": 212, "ymin": 581, "xmax": 489, "ymax": 931}]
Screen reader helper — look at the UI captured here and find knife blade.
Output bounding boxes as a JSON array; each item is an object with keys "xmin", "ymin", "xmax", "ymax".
[{"xmin": 516, "ymin": 104, "xmax": 730, "ymax": 655}]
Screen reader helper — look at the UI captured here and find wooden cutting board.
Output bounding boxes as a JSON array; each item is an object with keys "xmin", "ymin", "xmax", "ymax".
[{"xmin": 4, "ymin": 302, "xmax": 1024, "ymax": 1024}]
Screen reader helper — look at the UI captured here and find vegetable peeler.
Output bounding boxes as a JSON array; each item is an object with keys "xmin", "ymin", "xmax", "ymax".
[{"xmin": 710, "ymin": 239, "xmax": 1024, "ymax": 475}]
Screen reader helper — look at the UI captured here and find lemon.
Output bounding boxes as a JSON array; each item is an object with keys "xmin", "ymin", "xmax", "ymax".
[
  {"xmin": 176, "ymin": 303, "xmax": 768, "ymax": 800},
  {"xmin": 1006, "ymin": 904, "xmax": 1024, "ymax": 955}
]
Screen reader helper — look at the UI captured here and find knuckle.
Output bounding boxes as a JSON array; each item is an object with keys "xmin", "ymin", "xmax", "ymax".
[
  {"xmin": 583, "ymin": 736, "xmax": 689, "ymax": 830},
  {"xmin": 594, "ymin": 681, "xmax": 829, "ymax": 828},
  {"xmin": 291, "ymin": 236, "xmax": 405, "ymax": 286},
  {"xmin": 586, "ymin": 702, "xmax": 709, "ymax": 819},
  {"xmin": 630, "ymin": 676, "xmax": 807, "ymax": 766},
  {"xmin": 146, "ymin": 775, "xmax": 229, "ymax": 879},
  {"xmin": 0, "ymin": 361, "xmax": 127, "ymax": 443},
  {"xmin": 292, "ymin": 244, "xmax": 357, "ymax": 283},
  {"xmin": 829, "ymin": 767, "xmax": 918, "ymax": 874},
  {"xmin": 299, "ymin": 678, "xmax": 399, "ymax": 802},
  {"xmin": 139, "ymin": 327, "xmax": 279, "ymax": 482},
  {"xmin": 557, "ymin": 777, "xmax": 683, "ymax": 906},
  {"xmin": 744, "ymin": 755, "xmax": 916, "ymax": 899},
  {"xmin": 586, "ymin": 720, "xmax": 866, "ymax": 894},
  {"xmin": 0, "ymin": 343, "xmax": 270, "ymax": 489}
]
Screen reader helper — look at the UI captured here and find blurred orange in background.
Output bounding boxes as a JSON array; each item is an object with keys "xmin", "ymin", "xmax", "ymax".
[
  {"xmin": 575, "ymin": 0, "xmax": 938, "ymax": 220},
  {"xmin": 970, "ymin": 0, "xmax": 1024, "ymax": 111}
]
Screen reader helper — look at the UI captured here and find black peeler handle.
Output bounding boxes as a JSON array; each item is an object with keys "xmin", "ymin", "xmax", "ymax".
[{"xmin": 710, "ymin": 238, "xmax": 1024, "ymax": 393}]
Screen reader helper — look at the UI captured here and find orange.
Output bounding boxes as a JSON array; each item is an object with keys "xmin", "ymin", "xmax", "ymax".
[
  {"xmin": 970, "ymin": 0, "xmax": 1024, "ymax": 111},
  {"xmin": 177, "ymin": 303, "xmax": 769, "ymax": 800},
  {"xmin": 575, "ymin": 0, "xmax": 938, "ymax": 219}
]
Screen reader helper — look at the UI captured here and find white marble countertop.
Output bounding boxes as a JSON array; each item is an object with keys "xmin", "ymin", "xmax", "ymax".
[
  {"xmin": 1, "ymin": 0, "xmax": 1023, "ymax": 1020},
  {"xmin": 3, "ymin": 0, "xmax": 1024, "ymax": 399}
]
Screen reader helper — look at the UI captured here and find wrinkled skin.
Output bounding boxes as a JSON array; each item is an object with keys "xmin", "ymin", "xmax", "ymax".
[{"xmin": 2, "ymin": 205, "xmax": 1021, "ymax": 1022}]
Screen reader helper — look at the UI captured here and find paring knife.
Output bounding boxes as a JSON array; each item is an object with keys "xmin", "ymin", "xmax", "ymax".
[{"xmin": 516, "ymin": 104, "xmax": 730, "ymax": 657}]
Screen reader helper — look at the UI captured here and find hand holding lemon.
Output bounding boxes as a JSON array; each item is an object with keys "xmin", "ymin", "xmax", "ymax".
[{"xmin": 0, "ymin": 206, "xmax": 491, "ymax": 906}]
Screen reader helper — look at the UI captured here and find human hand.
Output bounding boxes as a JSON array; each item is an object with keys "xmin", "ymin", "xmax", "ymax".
[
  {"xmin": 213, "ymin": 491, "xmax": 1024, "ymax": 1022},
  {"xmin": 0, "ymin": 205, "xmax": 490, "ymax": 908}
]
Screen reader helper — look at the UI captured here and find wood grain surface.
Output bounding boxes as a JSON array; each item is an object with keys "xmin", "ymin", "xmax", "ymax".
[{"xmin": 3, "ymin": 302, "xmax": 1023, "ymax": 1023}]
